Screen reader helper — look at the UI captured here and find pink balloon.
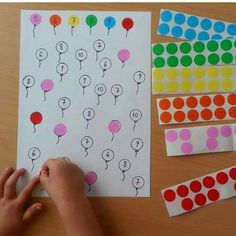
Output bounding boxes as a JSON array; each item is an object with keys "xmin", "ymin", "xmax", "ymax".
[
  {"xmin": 118, "ymin": 49, "xmax": 130, "ymax": 62},
  {"xmin": 108, "ymin": 120, "xmax": 121, "ymax": 134},
  {"xmin": 85, "ymin": 171, "xmax": 97, "ymax": 185},
  {"xmin": 41, "ymin": 79, "xmax": 54, "ymax": 92},
  {"xmin": 30, "ymin": 13, "xmax": 42, "ymax": 25},
  {"xmin": 54, "ymin": 123, "xmax": 67, "ymax": 136}
]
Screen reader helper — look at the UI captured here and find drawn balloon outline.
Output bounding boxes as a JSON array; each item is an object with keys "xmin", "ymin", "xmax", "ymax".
[
  {"xmin": 81, "ymin": 136, "xmax": 94, "ymax": 157},
  {"xmin": 56, "ymin": 62, "xmax": 69, "ymax": 82},
  {"xmin": 58, "ymin": 97, "xmax": 71, "ymax": 118},
  {"xmin": 99, "ymin": 57, "xmax": 112, "ymax": 78},
  {"xmin": 118, "ymin": 159, "xmax": 131, "ymax": 181},
  {"xmin": 82, "ymin": 107, "xmax": 95, "ymax": 130},
  {"xmin": 133, "ymin": 71, "xmax": 146, "ymax": 95},
  {"xmin": 75, "ymin": 49, "xmax": 88, "ymax": 70},
  {"xmin": 110, "ymin": 84, "xmax": 123, "ymax": 105},
  {"xmin": 28, "ymin": 147, "xmax": 41, "ymax": 172},
  {"xmin": 79, "ymin": 74, "xmax": 92, "ymax": 95},
  {"xmin": 22, "ymin": 75, "xmax": 35, "ymax": 98},
  {"xmin": 129, "ymin": 109, "xmax": 142, "ymax": 131},
  {"xmin": 35, "ymin": 48, "xmax": 48, "ymax": 68},
  {"xmin": 93, "ymin": 39, "xmax": 105, "ymax": 61},
  {"xmin": 102, "ymin": 149, "xmax": 114, "ymax": 170},
  {"xmin": 131, "ymin": 138, "xmax": 144, "ymax": 157},
  {"xmin": 94, "ymin": 83, "xmax": 107, "ymax": 105},
  {"xmin": 132, "ymin": 176, "xmax": 145, "ymax": 196},
  {"xmin": 56, "ymin": 41, "xmax": 68, "ymax": 63}
]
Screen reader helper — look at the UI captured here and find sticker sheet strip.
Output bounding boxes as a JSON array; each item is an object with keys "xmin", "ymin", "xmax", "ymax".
[
  {"xmin": 152, "ymin": 39, "xmax": 236, "ymax": 68},
  {"xmin": 157, "ymin": 9, "xmax": 236, "ymax": 40},
  {"xmin": 152, "ymin": 66, "xmax": 236, "ymax": 94},
  {"xmin": 157, "ymin": 93, "xmax": 236, "ymax": 125},
  {"xmin": 165, "ymin": 123, "xmax": 236, "ymax": 156},
  {"xmin": 161, "ymin": 165, "xmax": 236, "ymax": 217}
]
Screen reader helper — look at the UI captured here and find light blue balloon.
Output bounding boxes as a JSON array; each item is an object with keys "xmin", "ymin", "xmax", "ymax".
[{"xmin": 104, "ymin": 16, "xmax": 116, "ymax": 29}]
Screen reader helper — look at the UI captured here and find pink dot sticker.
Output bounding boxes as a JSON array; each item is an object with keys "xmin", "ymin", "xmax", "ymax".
[
  {"xmin": 41, "ymin": 79, "xmax": 54, "ymax": 92},
  {"xmin": 165, "ymin": 130, "xmax": 178, "ymax": 142},
  {"xmin": 234, "ymin": 126, "xmax": 236, "ymax": 135},
  {"xmin": 85, "ymin": 171, "xmax": 97, "ymax": 192},
  {"xmin": 220, "ymin": 126, "xmax": 232, "ymax": 137},
  {"xmin": 118, "ymin": 49, "xmax": 130, "ymax": 68},
  {"xmin": 179, "ymin": 129, "xmax": 191, "ymax": 141},
  {"xmin": 181, "ymin": 142, "xmax": 193, "ymax": 154},
  {"xmin": 207, "ymin": 127, "xmax": 219, "ymax": 138},
  {"xmin": 54, "ymin": 123, "xmax": 67, "ymax": 144},
  {"xmin": 206, "ymin": 138, "xmax": 218, "ymax": 150},
  {"xmin": 30, "ymin": 13, "xmax": 42, "ymax": 25}
]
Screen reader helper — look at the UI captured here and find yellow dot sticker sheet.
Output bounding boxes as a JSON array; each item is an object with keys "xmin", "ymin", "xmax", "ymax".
[{"xmin": 152, "ymin": 65, "xmax": 236, "ymax": 94}]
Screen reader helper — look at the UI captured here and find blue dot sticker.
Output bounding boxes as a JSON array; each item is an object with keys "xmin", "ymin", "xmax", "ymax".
[
  {"xmin": 171, "ymin": 26, "xmax": 183, "ymax": 37},
  {"xmin": 174, "ymin": 13, "xmax": 186, "ymax": 25},
  {"xmin": 227, "ymin": 24, "xmax": 236, "ymax": 36},
  {"xmin": 187, "ymin": 16, "xmax": 199, "ymax": 28},
  {"xmin": 198, "ymin": 31, "xmax": 210, "ymax": 40},
  {"xmin": 161, "ymin": 10, "xmax": 172, "ymax": 22},
  {"xmin": 200, "ymin": 19, "xmax": 212, "ymax": 30},
  {"xmin": 214, "ymin": 21, "xmax": 225, "ymax": 33},
  {"xmin": 104, "ymin": 16, "xmax": 116, "ymax": 29},
  {"xmin": 212, "ymin": 34, "xmax": 222, "ymax": 40},
  {"xmin": 185, "ymin": 29, "xmax": 196, "ymax": 40},
  {"xmin": 158, "ymin": 23, "xmax": 170, "ymax": 35}
]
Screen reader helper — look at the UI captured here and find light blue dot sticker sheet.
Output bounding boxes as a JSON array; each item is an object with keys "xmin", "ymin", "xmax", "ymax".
[{"xmin": 158, "ymin": 9, "xmax": 236, "ymax": 40}]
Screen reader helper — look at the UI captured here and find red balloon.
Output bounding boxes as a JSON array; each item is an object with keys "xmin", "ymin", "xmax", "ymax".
[
  {"xmin": 122, "ymin": 18, "xmax": 134, "ymax": 30},
  {"xmin": 30, "ymin": 112, "xmax": 43, "ymax": 125},
  {"xmin": 50, "ymin": 15, "xmax": 62, "ymax": 27}
]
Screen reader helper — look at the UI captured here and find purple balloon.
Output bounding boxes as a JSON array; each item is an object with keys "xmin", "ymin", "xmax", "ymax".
[
  {"xmin": 30, "ymin": 13, "xmax": 42, "ymax": 25},
  {"xmin": 85, "ymin": 171, "xmax": 97, "ymax": 185},
  {"xmin": 41, "ymin": 79, "xmax": 54, "ymax": 92},
  {"xmin": 118, "ymin": 49, "xmax": 130, "ymax": 62},
  {"xmin": 54, "ymin": 123, "xmax": 67, "ymax": 136}
]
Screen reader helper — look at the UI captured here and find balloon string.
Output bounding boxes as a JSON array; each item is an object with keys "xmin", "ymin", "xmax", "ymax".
[
  {"xmin": 38, "ymin": 60, "xmax": 41, "ymax": 68},
  {"xmin": 71, "ymin": 27, "xmax": 74, "ymax": 36},
  {"xmin": 88, "ymin": 184, "xmax": 91, "ymax": 192},
  {"xmin": 136, "ymin": 83, "xmax": 139, "ymax": 95},
  {"xmin": 31, "ymin": 160, "xmax": 34, "ymax": 172},
  {"xmin": 122, "ymin": 171, "xmax": 125, "ymax": 181},
  {"xmin": 90, "ymin": 26, "xmax": 92, "ymax": 35},
  {"xmin": 53, "ymin": 26, "xmax": 56, "ymax": 36},
  {"xmin": 135, "ymin": 188, "xmax": 138, "ymax": 196},
  {"xmin": 61, "ymin": 109, "xmax": 64, "ymax": 118},
  {"xmin": 126, "ymin": 30, "xmax": 128, "ymax": 38},
  {"xmin": 107, "ymin": 28, "xmax": 110, "ymax": 36},
  {"xmin": 96, "ymin": 51, "xmax": 98, "ymax": 61},
  {"xmin": 86, "ymin": 120, "xmax": 89, "ymax": 130},
  {"xmin": 26, "ymin": 87, "xmax": 29, "ymax": 98},
  {"xmin": 133, "ymin": 122, "xmax": 136, "ymax": 132},
  {"xmin": 111, "ymin": 133, "xmax": 114, "ymax": 141},
  {"xmin": 102, "ymin": 69, "xmax": 105, "ymax": 78},
  {"xmin": 105, "ymin": 161, "xmax": 108, "ymax": 170},
  {"xmin": 33, "ymin": 125, "xmax": 36, "ymax": 133},
  {"xmin": 83, "ymin": 87, "xmax": 85, "ymax": 96},
  {"xmin": 85, "ymin": 148, "xmax": 88, "ymax": 157},
  {"xmin": 122, "ymin": 61, "xmax": 125, "ymax": 68},
  {"xmin": 58, "ymin": 53, "xmax": 61, "ymax": 63},
  {"xmin": 60, "ymin": 74, "xmax": 63, "ymax": 82},
  {"xmin": 97, "ymin": 95, "xmax": 100, "ymax": 105},
  {"xmin": 114, "ymin": 96, "xmax": 117, "ymax": 105},
  {"xmin": 43, "ymin": 91, "xmax": 46, "ymax": 102},
  {"xmin": 135, "ymin": 150, "xmax": 138, "ymax": 158},
  {"xmin": 33, "ymin": 25, "xmax": 36, "ymax": 38},
  {"xmin": 79, "ymin": 61, "xmax": 82, "ymax": 70},
  {"xmin": 56, "ymin": 136, "xmax": 60, "ymax": 144}
]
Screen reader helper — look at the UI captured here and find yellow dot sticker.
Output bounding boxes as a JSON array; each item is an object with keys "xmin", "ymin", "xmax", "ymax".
[
  {"xmin": 221, "ymin": 66, "xmax": 232, "ymax": 78},
  {"xmin": 194, "ymin": 80, "xmax": 206, "ymax": 92},
  {"xmin": 153, "ymin": 69, "xmax": 164, "ymax": 81},
  {"xmin": 222, "ymin": 79, "xmax": 233, "ymax": 91},
  {"xmin": 193, "ymin": 67, "xmax": 205, "ymax": 79},
  {"xmin": 180, "ymin": 80, "xmax": 192, "ymax": 92},
  {"xmin": 153, "ymin": 82, "xmax": 165, "ymax": 92},
  {"xmin": 180, "ymin": 68, "xmax": 191, "ymax": 79},
  {"xmin": 207, "ymin": 67, "xmax": 219, "ymax": 79},
  {"xmin": 68, "ymin": 15, "xmax": 80, "ymax": 27},
  {"xmin": 167, "ymin": 81, "xmax": 178, "ymax": 92},
  {"xmin": 208, "ymin": 80, "xmax": 220, "ymax": 92},
  {"xmin": 167, "ymin": 68, "xmax": 177, "ymax": 80}
]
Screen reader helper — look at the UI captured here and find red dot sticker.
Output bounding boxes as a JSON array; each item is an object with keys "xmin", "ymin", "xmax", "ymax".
[
  {"xmin": 234, "ymin": 183, "xmax": 236, "ymax": 191},
  {"xmin": 174, "ymin": 111, "xmax": 186, "ymax": 122},
  {"xmin": 30, "ymin": 112, "xmax": 43, "ymax": 125},
  {"xmin": 122, "ymin": 18, "xmax": 134, "ymax": 30},
  {"xmin": 213, "ymin": 94, "xmax": 225, "ymax": 106},
  {"xmin": 201, "ymin": 109, "xmax": 213, "ymax": 121},
  {"xmin": 163, "ymin": 189, "xmax": 176, "ymax": 202},
  {"xmin": 229, "ymin": 167, "xmax": 236, "ymax": 180},
  {"xmin": 194, "ymin": 193, "xmax": 207, "ymax": 206},
  {"xmin": 216, "ymin": 171, "xmax": 228, "ymax": 185},
  {"xmin": 190, "ymin": 180, "xmax": 202, "ymax": 193},
  {"xmin": 200, "ymin": 95, "xmax": 211, "ymax": 107},
  {"xmin": 50, "ymin": 14, "xmax": 62, "ymax": 27},
  {"xmin": 214, "ymin": 108, "xmax": 226, "ymax": 119},
  {"xmin": 177, "ymin": 185, "xmax": 189, "ymax": 198},
  {"xmin": 187, "ymin": 110, "xmax": 199, "ymax": 121},
  {"xmin": 227, "ymin": 93, "xmax": 236, "ymax": 105},
  {"xmin": 203, "ymin": 176, "xmax": 215, "ymax": 188},
  {"xmin": 229, "ymin": 107, "xmax": 236, "ymax": 118},
  {"xmin": 160, "ymin": 111, "xmax": 172, "ymax": 123},
  {"xmin": 207, "ymin": 189, "xmax": 220, "ymax": 201},
  {"xmin": 186, "ymin": 96, "xmax": 198, "ymax": 108},
  {"xmin": 181, "ymin": 198, "xmax": 194, "ymax": 211},
  {"xmin": 159, "ymin": 98, "xmax": 171, "ymax": 110},
  {"xmin": 173, "ymin": 97, "xmax": 185, "ymax": 109}
]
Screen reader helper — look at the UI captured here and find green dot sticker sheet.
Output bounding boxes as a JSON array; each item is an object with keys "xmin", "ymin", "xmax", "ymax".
[
  {"xmin": 153, "ymin": 39, "xmax": 236, "ymax": 68},
  {"xmin": 17, "ymin": 10, "xmax": 151, "ymax": 197}
]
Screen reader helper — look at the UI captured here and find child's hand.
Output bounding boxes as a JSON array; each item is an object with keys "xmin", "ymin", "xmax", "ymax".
[
  {"xmin": 40, "ymin": 158, "xmax": 85, "ymax": 207},
  {"xmin": 0, "ymin": 167, "xmax": 42, "ymax": 236}
]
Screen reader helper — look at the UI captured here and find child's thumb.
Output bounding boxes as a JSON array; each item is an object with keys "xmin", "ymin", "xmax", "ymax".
[{"xmin": 39, "ymin": 169, "xmax": 49, "ymax": 185}]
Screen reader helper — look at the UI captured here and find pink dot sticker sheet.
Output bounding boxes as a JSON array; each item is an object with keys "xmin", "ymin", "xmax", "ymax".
[
  {"xmin": 162, "ymin": 165, "xmax": 236, "ymax": 217},
  {"xmin": 165, "ymin": 124, "xmax": 236, "ymax": 156},
  {"xmin": 17, "ymin": 10, "xmax": 151, "ymax": 197}
]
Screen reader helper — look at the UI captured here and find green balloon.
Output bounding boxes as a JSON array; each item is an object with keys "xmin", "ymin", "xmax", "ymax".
[{"xmin": 86, "ymin": 15, "xmax": 98, "ymax": 27}]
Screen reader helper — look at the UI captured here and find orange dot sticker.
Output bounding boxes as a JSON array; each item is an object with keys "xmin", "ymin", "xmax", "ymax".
[
  {"xmin": 227, "ymin": 93, "xmax": 236, "ymax": 105},
  {"xmin": 187, "ymin": 110, "xmax": 199, "ymax": 121},
  {"xmin": 200, "ymin": 95, "xmax": 211, "ymax": 107},
  {"xmin": 174, "ymin": 111, "xmax": 186, "ymax": 122},
  {"xmin": 159, "ymin": 98, "xmax": 171, "ymax": 110},
  {"xmin": 201, "ymin": 109, "xmax": 213, "ymax": 120},
  {"xmin": 214, "ymin": 108, "xmax": 226, "ymax": 119},
  {"xmin": 160, "ymin": 112, "xmax": 172, "ymax": 123},
  {"xmin": 186, "ymin": 96, "xmax": 198, "ymax": 108},
  {"xmin": 173, "ymin": 97, "xmax": 184, "ymax": 109},
  {"xmin": 213, "ymin": 94, "xmax": 225, "ymax": 106}
]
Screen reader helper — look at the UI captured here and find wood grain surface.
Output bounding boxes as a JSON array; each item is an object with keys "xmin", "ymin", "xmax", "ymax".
[{"xmin": 0, "ymin": 3, "xmax": 236, "ymax": 236}]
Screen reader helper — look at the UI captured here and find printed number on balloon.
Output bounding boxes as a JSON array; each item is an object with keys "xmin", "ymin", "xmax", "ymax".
[
  {"xmin": 94, "ymin": 83, "xmax": 107, "ymax": 105},
  {"xmin": 58, "ymin": 97, "xmax": 71, "ymax": 118},
  {"xmin": 93, "ymin": 39, "xmax": 105, "ymax": 61},
  {"xmin": 35, "ymin": 48, "xmax": 48, "ymax": 68},
  {"xmin": 56, "ymin": 63, "xmax": 69, "ymax": 82},
  {"xmin": 81, "ymin": 136, "xmax": 94, "ymax": 157},
  {"xmin": 118, "ymin": 159, "xmax": 131, "ymax": 181},
  {"xmin": 28, "ymin": 147, "xmax": 41, "ymax": 171},
  {"xmin": 75, "ymin": 49, "xmax": 88, "ymax": 70},
  {"xmin": 129, "ymin": 109, "xmax": 142, "ymax": 131},
  {"xmin": 131, "ymin": 138, "xmax": 144, "ymax": 157},
  {"xmin": 102, "ymin": 149, "xmax": 114, "ymax": 170},
  {"xmin": 82, "ymin": 107, "xmax": 95, "ymax": 130},
  {"xmin": 79, "ymin": 75, "xmax": 92, "ymax": 95},
  {"xmin": 111, "ymin": 84, "xmax": 123, "ymax": 105},
  {"xmin": 133, "ymin": 71, "xmax": 146, "ymax": 95},
  {"xmin": 56, "ymin": 41, "xmax": 68, "ymax": 63},
  {"xmin": 132, "ymin": 176, "xmax": 145, "ymax": 196},
  {"xmin": 99, "ymin": 58, "xmax": 112, "ymax": 78}
]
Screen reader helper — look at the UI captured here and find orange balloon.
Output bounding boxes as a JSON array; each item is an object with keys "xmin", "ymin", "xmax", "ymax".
[{"xmin": 50, "ymin": 15, "xmax": 61, "ymax": 27}]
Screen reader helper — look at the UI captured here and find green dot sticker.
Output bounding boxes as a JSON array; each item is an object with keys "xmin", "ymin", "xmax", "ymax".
[
  {"xmin": 194, "ymin": 54, "xmax": 206, "ymax": 66},
  {"xmin": 153, "ymin": 44, "xmax": 164, "ymax": 56},
  {"xmin": 208, "ymin": 53, "xmax": 220, "ymax": 65},
  {"xmin": 167, "ymin": 56, "xmax": 179, "ymax": 67},
  {"xmin": 234, "ymin": 40, "xmax": 236, "ymax": 48},
  {"xmin": 166, "ymin": 43, "xmax": 178, "ymax": 55},
  {"xmin": 220, "ymin": 39, "xmax": 233, "ymax": 51},
  {"xmin": 86, "ymin": 15, "xmax": 98, "ymax": 35},
  {"xmin": 207, "ymin": 40, "xmax": 219, "ymax": 52},
  {"xmin": 180, "ymin": 55, "xmax": 192, "ymax": 67},
  {"xmin": 154, "ymin": 57, "xmax": 165, "ymax": 68},
  {"xmin": 193, "ymin": 41, "xmax": 205, "ymax": 53},
  {"xmin": 180, "ymin": 42, "xmax": 191, "ymax": 54},
  {"xmin": 221, "ymin": 52, "xmax": 233, "ymax": 64}
]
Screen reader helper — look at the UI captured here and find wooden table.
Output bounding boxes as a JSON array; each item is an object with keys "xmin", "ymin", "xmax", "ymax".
[{"xmin": 1, "ymin": 3, "xmax": 236, "ymax": 236}]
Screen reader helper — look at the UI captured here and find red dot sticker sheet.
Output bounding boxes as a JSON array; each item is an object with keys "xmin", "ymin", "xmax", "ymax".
[
  {"xmin": 165, "ymin": 124, "xmax": 236, "ymax": 156},
  {"xmin": 162, "ymin": 165, "xmax": 236, "ymax": 217},
  {"xmin": 157, "ymin": 93, "xmax": 236, "ymax": 125}
]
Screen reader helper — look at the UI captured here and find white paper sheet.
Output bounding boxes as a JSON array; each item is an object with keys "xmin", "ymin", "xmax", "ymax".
[{"xmin": 17, "ymin": 10, "xmax": 151, "ymax": 197}]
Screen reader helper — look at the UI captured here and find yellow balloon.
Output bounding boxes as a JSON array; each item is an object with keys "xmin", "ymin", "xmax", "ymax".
[{"xmin": 68, "ymin": 15, "xmax": 80, "ymax": 27}]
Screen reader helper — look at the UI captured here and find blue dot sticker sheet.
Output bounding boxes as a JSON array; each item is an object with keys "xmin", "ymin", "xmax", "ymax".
[
  {"xmin": 158, "ymin": 9, "xmax": 236, "ymax": 40},
  {"xmin": 17, "ymin": 10, "xmax": 151, "ymax": 197}
]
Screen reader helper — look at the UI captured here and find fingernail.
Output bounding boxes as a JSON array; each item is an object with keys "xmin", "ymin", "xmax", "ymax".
[
  {"xmin": 36, "ymin": 204, "xmax": 43, "ymax": 210},
  {"xmin": 40, "ymin": 170, "xmax": 48, "ymax": 176}
]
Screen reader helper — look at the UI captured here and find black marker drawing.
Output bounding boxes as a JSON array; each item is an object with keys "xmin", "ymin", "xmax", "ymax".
[
  {"xmin": 35, "ymin": 48, "xmax": 48, "ymax": 68},
  {"xmin": 111, "ymin": 84, "xmax": 123, "ymax": 105},
  {"xmin": 28, "ymin": 147, "xmax": 41, "ymax": 172},
  {"xmin": 93, "ymin": 39, "xmax": 105, "ymax": 61},
  {"xmin": 132, "ymin": 176, "xmax": 145, "ymax": 196},
  {"xmin": 82, "ymin": 107, "xmax": 95, "ymax": 130},
  {"xmin": 94, "ymin": 83, "xmax": 107, "ymax": 105},
  {"xmin": 102, "ymin": 149, "xmax": 114, "ymax": 170},
  {"xmin": 118, "ymin": 159, "xmax": 131, "ymax": 181},
  {"xmin": 99, "ymin": 58, "xmax": 112, "ymax": 78},
  {"xmin": 56, "ymin": 41, "xmax": 68, "ymax": 63},
  {"xmin": 56, "ymin": 62, "xmax": 69, "ymax": 82},
  {"xmin": 129, "ymin": 109, "xmax": 142, "ymax": 131},
  {"xmin": 75, "ymin": 49, "xmax": 88, "ymax": 70},
  {"xmin": 131, "ymin": 138, "xmax": 144, "ymax": 157},
  {"xmin": 58, "ymin": 97, "xmax": 71, "ymax": 118},
  {"xmin": 64, "ymin": 156, "xmax": 71, "ymax": 162},
  {"xmin": 81, "ymin": 136, "xmax": 94, "ymax": 157},
  {"xmin": 79, "ymin": 75, "xmax": 91, "ymax": 95},
  {"xmin": 22, "ymin": 75, "xmax": 35, "ymax": 98},
  {"xmin": 133, "ymin": 71, "xmax": 146, "ymax": 95}
]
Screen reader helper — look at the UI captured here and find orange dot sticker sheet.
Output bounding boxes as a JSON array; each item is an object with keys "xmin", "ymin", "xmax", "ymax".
[
  {"xmin": 162, "ymin": 165, "xmax": 236, "ymax": 217},
  {"xmin": 157, "ymin": 93, "xmax": 236, "ymax": 125},
  {"xmin": 165, "ymin": 123, "xmax": 236, "ymax": 156},
  {"xmin": 152, "ymin": 65, "xmax": 236, "ymax": 94}
]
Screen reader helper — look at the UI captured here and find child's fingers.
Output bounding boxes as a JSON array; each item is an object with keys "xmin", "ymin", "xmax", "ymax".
[
  {"xmin": 0, "ymin": 167, "xmax": 14, "ymax": 198},
  {"xmin": 17, "ymin": 176, "xmax": 40, "ymax": 204},
  {"xmin": 22, "ymin": 203, "xmax": 43, "ymax": 226},
  {"xmin": 4, "ymin": 168, "xmax": 25, "ymax": 199},
  {"xmin": 39, "ymin": 169, "xmax": 49, "ymax": 187}
]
